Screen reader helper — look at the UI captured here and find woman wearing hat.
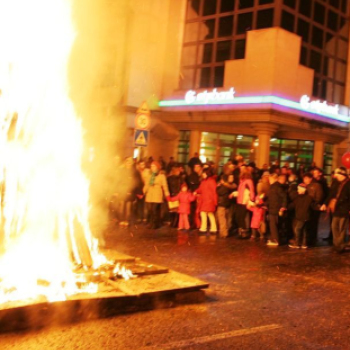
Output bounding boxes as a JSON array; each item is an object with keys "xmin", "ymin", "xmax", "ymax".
[{"xmin": 144, "ymin": 161, "xmax": 170, "ymax": 229}]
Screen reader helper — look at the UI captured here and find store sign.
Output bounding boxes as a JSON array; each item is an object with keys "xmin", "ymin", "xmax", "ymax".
[
  {"xmin": 185, "ymin": 88, "xmax": 235, "ymax": 104},
  {"xmin": 300, "ymin": 95, "xmax": 339, "ymax": 116}
]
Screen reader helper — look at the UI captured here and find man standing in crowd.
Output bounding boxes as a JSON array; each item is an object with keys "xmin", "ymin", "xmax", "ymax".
[
  {"xmin": 267, "ymin": 173, "xmax": 287, "ymax": 246},
  {"xmin": 321, "ymin": 167, "xmax": 350, "ymax": 253},
  {"xmin": 186, "ymin": 162, "xmax": 202, "ymax": 229},
  {"xmin": 188, "ymin": 152, "xmax": 202, "ymax": 171},
  {"xmin": 303, "ymin": 173, "xmax": 323, "ymax": 246}
]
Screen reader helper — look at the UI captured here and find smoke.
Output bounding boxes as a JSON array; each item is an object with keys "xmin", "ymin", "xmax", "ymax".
[{"xmin": 68, "ymin": 0, "xmax": 129, "ymax": 237}]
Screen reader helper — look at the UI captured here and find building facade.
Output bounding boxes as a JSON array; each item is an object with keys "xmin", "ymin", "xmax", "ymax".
[{"xmin": 113, "ymin": 0, "xmax": 350, "ymax": 174}]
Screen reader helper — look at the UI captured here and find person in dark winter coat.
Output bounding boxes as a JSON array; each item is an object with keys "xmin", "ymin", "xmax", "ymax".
[
  {"xmin": 303, "ymin": 172, "xmax": 324, "ymax": 246},
  {"xmin": 216, "ymin": 174, "xmax": 236, "ymax": 238},
  {"xmin": 267, "ymin": 173, "xmax": 287, "ymax": 246},
  {"xmin": 186, "ymin": 163, "xmax": 202, "ymax": 229},
  {"xmin": 288, "ymin": 183, "xmax": 321, "ymax": 249},
  {"xmin": 321, "ymin": 167, "xmax": 350, "ymax": 253},
  {"xmin": 167, "ymin": 166, "xmax": 183, "ymax": 228}
]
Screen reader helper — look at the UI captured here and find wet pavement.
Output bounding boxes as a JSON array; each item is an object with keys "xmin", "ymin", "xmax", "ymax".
[{"xmin": 1, "ymin": 214, "xmax": 350, "ymax": 349}]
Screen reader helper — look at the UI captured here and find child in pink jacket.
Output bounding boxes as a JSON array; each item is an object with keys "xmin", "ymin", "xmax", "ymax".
[{"xmin": 169, "ymin": 183, "xmax": 196, "ymax": 230}]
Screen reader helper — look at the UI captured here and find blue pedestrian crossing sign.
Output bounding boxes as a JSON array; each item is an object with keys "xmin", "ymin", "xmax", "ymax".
[{"xmin": 134, "ymin": 129, "xmax": 149, "ymax": 147}]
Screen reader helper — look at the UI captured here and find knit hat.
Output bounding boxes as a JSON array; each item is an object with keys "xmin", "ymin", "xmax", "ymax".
[
  {"xmin": 335, "ymin": 167, "xmax": 347, "ymax": 176},
  {"xmin": 298, "ymin": 183, "xmax": 307, "ymax": 191}
]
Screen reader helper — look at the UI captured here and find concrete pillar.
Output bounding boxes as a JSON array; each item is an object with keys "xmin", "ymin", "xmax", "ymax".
[
  {"xmin": 313, "ymin": 140, "xmax": 325, "ymax": 169},
  {"xmin": 252, "ymin": 123, "xmax": 279, "ymax": 168},
  {"xmin": 189, "ymin": 130, "xmax": 201, "ymax": 157}
]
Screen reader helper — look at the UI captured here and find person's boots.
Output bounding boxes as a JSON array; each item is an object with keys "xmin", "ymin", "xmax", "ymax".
[{"xmin": 240, "ymin": 229, "xmax": 250, "ymax": 239}]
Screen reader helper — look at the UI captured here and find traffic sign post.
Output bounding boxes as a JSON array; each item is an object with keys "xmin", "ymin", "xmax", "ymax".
[
  {"xmin": 134, "ymin": 129, "xmax": 149, "ymax": 147},
  {"xmin": 134, "ymin": 102, "xmax": 151, "ymax": 158}
]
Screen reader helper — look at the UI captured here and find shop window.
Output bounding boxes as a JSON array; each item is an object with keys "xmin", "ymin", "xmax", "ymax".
[
  {"xmin": 218, "ymin": 16, "xmax": 234, "ymax": 37},
  {"xmin": 200, "ymin": 19, "xmax": 216, "ymax": 40},
  {"xmin": 235, "ymin": 39, "xmax": 246, "ymax": 59},
  {"xmin": 299, "ymin": 0, "xmax": 312, "ymax": 18},
  {"xmin": 177, "ymin": 131, "xmax": 190, "ymax": 165},
  {"xmin": 237, "ymin": 12, "xmax": 253, "ymax": 34},
  {"xmin": 203, "ymin": 0, "xmax": 217, "ymax": 16},
  {"xmin": 186, "ymin": 0, "xmax": 201, "ymax": 20},
  {"xmin": 311, "ymin": 26, "xmax": 323, "ymax": 49},
  {"xmin": 198, "ymin": 43, "xmax": 213, "ymax": 64},
  {"xmin": 184, "ymin": 22, "xmax": 199, "ymax": 43},
  {"xmin": 329, "ymin": 0, "xmax": 340, "ymax": 10},
  {"xmin": 300, "ymin": 46, "xmax": 308, "ymax": 65},
  {"xmin": 220, "ymin": 0, "xmax": 235, "ymax": 13},
  {"xmin": 259, "ymin": 0, "xmax": 274, "ymax": 4},
  {"xmin": 327, "ymin": 10, "xmax": 338, "ymax": 32},
  {"xmin": 199, "ymin": 67, "xmax": 211, "ymax": 87},
  {"xmin": 257, "ymin": 9, "xmax": 274, "ymax": 29},
  {"xmin": 216, "ymin": 41, "xmax": 231, "ymax": 62},
  {"xmin": 214, "ymin": 66, "xmax": 225, "ymax": 87},
  {"xmin": 324, "ymin": 143, "xmax": 333, "ymax": 179},
  {"xmin": 181, "ymin": 45, "xmax": 197, "ymax": 66},
  {"xmin": 281, "ymin": 10, "xmax": 294, "ymax": 32},
  {"xmin": 239, "ymin": 0, "xmax": 254, "ymax": 9},
  {"xmin": 283, "ymin": 0, "xmax": 296, "ymax": 9},
  {"xmin": 310, "ymin": 50, "xmax": 322, "ymax": 73},
  {"xmin": 313, "ymin": 2, "xmax": 325, "ymax": 25},
  {"xmin": 297, "ymin": 19, "xmax": 310, "ymax": 43}
]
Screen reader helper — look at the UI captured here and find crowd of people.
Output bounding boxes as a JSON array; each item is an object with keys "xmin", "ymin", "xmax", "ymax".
[{"xmin": 110, "ymin": 152, "xmax": 350, "ymax": 254}]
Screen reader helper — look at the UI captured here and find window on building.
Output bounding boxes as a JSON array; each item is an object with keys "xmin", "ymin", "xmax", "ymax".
[
  {"xmin": 327, "ymin": 10, "xmax": 338, "ymax": 31},
  {"xmin": 220, "ymin": 0, "xmax": 235, "ymax": 13},
  {"xmin": 203, "ymin": 0, "xmax": 218, "ymax": 16},
  {"xmin": 336, "ymin": 61, "xmax": 346, "ymax": 83},
  {"xmin": 218, "ymin": 15, "xmax": 234, "ymax": 37},
  {"xmin": 297, "ymin": 19, "xmax": 310, "ymax": 42},
  {"xmin": 283, "ymin": 0, "xmax": 296, "ymax": 9},
  {"xmin": 299, "ymin": 0, "xmax": 312, "ymax": 18},
  {"xmin": 311, "ymin": 26, "xmax": 324, "ymax": 49},
  {"xmin": 313, "ymin": 76, "xmax": 321, "ymax": 97},
  {"xmin": 214, "ymin": 66, "xmax": 225, "ymax": 86},
  {"xmin": 259, "ymin": 0, "xmax": 274, "ymax": 4},
  {"xmin": 198, "ymin": 42, "xmax": 213, "ymax": 63},
  {"xmin": 281, "ymin": 10, "xmax": 294, "ymax": 32},
  {"xmin": 329, "ymin": 0, "xmax": 340, "ymax": 10},
  {"xmin": 321, "ymin": 79, "xmax": 327, "ymax": 99},
  {"xmin": 200, "ymin": 67, "xmax": 211, "ymax": 87},
  {"xmin": 337, "ymin": 39, "xmax": 348, "ymax": 61},
  {"xmin": 300, "ymin": 46, "xmax": 308, "ymax": 65},
  {"xmin": 200, "ymin": 19, "xmax": 216, "ymax": 40},
  {"xmin": 313, "ymin": 2, "xmax": 325, "ymax": 25},
  {"xmin": 257, "ymin": 9, "xmax": 274, "ymax": 29},
  {"xmin": 333, "ymin": 84, "xmax": 345, "ymax": 104},
  {"xmin": 186, "ymin": 0, "xmax": 201, "ymax": 20},
  {"xmin": 341, "ymin": 0, "xmax": 348, "ymax": 14},
  {"xmin": 237, "ymin": 12, "xmax": 253, "ymax": 34},
  {"xmin": 239, "ymin": 0, "xmax": 254, "ymax": 9},
  {"xmin": 310, "ymin": 50, "xmax": 322, "ymax": 74},
  {"xmin": 235, "ymin": 39, "xmax": 246, "ymax": 59},
  {"xmin": 216, "ymin": 40, "xmax": 231, "ymax": 62}
]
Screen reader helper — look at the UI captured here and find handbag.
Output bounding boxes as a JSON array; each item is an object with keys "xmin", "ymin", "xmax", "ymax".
[{"xmin": 168, "ymin": 200, "xmax": 179, "ymax": 211}]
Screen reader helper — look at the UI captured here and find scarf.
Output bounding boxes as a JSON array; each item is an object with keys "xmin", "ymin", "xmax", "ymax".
[{"xmin": 149, "ymin": 172, "xmax": 157, "ymax": 186}]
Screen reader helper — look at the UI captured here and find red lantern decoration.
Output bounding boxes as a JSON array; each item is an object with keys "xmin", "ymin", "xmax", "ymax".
[{"xmin": 341, "ymin": 152, "xmax": 350, "ymax": 169}]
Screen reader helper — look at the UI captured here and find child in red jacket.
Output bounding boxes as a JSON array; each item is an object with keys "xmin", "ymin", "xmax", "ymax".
[{"xmin": 169, "ymin": 183, "xmax": 196, "ymax": 230}]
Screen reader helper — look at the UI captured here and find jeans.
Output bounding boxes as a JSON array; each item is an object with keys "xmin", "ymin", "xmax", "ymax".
[
  {"xmin": 331, "ymin": 216, "xmax": 349, "ymax": 252},
  {"xmin": 200, "ymin": 212, "xmax": 217, "ymax": 232},
  {"xmin": 217, "ymin": 207, "xmax": 229, "ymax": 237},
  {"xmin": 269, "ymin": 214, "xmax": 279, "ymax": 243},
  {"xmin": 294, "ymin": 219, "xmax": 307, "ymax": 246}
]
